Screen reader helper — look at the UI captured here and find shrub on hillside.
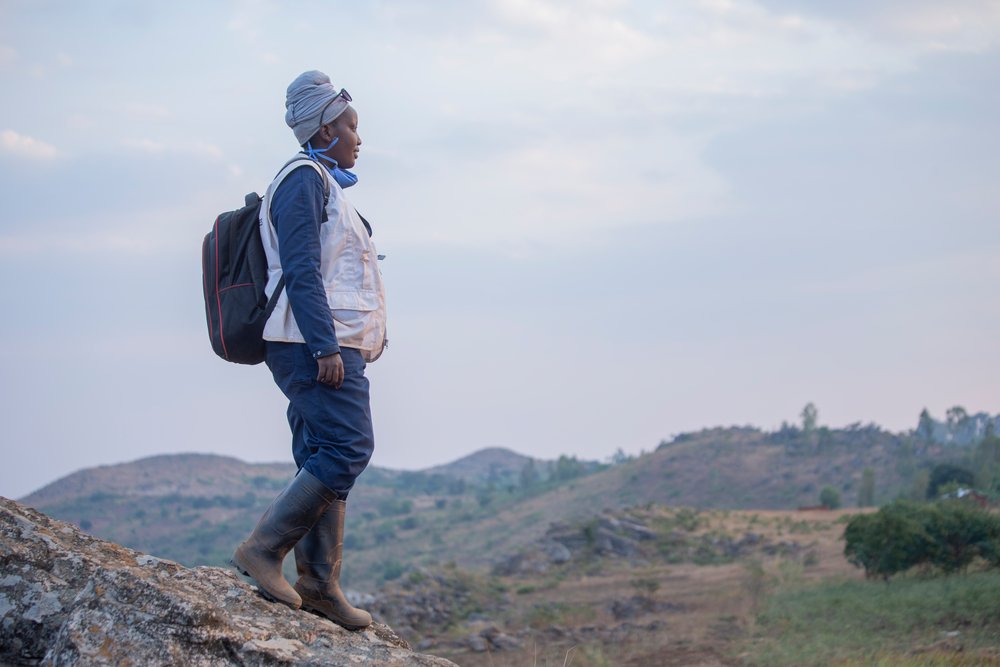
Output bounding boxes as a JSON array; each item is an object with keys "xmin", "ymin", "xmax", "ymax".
[
  {"xmin": 923, "ymin": 501, "xmax": 1000, "ymax": 573},
  {"xmin": 819, "ymin": 486, "xmax": 842, "ymax": 510},
  {"xmin": 927, "ymin": 463, "xmax": 975, "ymax": 499},
  {"xmin": 844, "ymin": 501, "xmax": 932, "ymax": 579},
  {"xmin": 844, "ymin": 499, "xmax": 1000, "ymax": 579},
  {"xmin": 377, "ymin": 497, "xmax": 413, "ymax": 517}
]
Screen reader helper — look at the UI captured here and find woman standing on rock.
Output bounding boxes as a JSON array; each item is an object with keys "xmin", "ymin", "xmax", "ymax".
[{"xmin": 231, "ymin": 70, "xmax": 387, "ymax": 631}]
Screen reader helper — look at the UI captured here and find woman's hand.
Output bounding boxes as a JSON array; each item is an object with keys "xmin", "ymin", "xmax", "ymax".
[{"xmin": 317, "ymin": 353, "xmax": 344, "ymax": 389}]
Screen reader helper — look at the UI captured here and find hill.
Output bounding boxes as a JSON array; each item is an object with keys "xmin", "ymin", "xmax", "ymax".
[
  {"xmin": 22, "ymin": 453, "xmax": 296, "ymax": 507},
  {"xmin": 329, "ymin": 423, "xmax": 940, "ymax": 586},
  {"xmin": 20, "ymin": 417, "xmax": 987, "ymax": 591},
  {"xmin": 15, "ymin": 412, "xmax": 1000, "ymax": 667},
  {"xmin": 421, "ymin": 447, "xmax": 536, "ymax": 482}
]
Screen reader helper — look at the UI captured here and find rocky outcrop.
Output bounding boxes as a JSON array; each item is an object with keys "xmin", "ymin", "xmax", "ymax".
[
  {"xmin": 489, "ymin": 538, "xmax": 571, "ymax": 576},
  {"xmin": 609, "ymin": 596, "xmax": 686, "ymax": 621},
  {"xmin": 493, "ymin": 512, "xmax": 657, "ymax": 575},
  {"xmin": 0, "ymin": 497, "xmax": 456, "ymax": 666},
  {"xmin": 492, "ymin": 510, "xmax": 814, "ymax": 576},
  {"xmin": 371, "ymin": 566, "xmax": 509, "ymax": 641},
  {"xmin": 370, "ymin": 566, "xmax": 528, "ymax": 655}
]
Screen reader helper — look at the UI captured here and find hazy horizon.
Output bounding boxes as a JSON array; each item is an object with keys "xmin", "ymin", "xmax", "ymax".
[
  {"xmin": 13, "ymin": 404, "xmax": 991, "ymax": 502},
  {"xmin": 1, "ymin": 1, "xmax": 997, "ymax": 500}
]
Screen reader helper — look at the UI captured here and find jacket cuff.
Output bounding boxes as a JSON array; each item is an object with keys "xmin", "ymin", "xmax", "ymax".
[{"xmin": 312, "ymin": 345, "xmax": 341, "ymax": 359}]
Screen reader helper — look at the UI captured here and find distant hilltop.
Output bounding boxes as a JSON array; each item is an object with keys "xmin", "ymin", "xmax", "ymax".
[
  {"xmin": 18, "ymin": 406, "xmax": 999, "ymax": 591},
  {"xmin": 19, "ymin": 446, "xmax": 575, "ymax": 508},
  {"xmin": 422, "ymin": 446, "xmax": 537, "ymax": 481},
  {"xmin": 22, "ymin": 406, "xmax": 998, "ymax": 510},
  {"xmin": 21, "ymin": 453, "xmax": 297, "ymax": 508},
  {"xmin": 916, "ymin": 407, "xmax": 1000, "ymax": 447}
]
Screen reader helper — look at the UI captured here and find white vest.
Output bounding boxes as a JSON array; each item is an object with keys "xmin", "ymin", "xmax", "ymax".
[{"xmin": 259, "ymin": 157, "xmax": 387, "ymax": 362}]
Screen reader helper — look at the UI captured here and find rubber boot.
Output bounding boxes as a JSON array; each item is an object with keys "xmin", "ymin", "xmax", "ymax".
[
  {"xmin": 231, "ymin": 469, "xmax": 337, "ymax": 609},
  {"xmin": 293, "ymin": 499, "xmax": 373, "ymax": 630}
]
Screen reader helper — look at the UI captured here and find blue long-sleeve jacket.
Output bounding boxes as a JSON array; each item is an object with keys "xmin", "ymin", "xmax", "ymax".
[{"xmin": 269, "ymin": 165, "xmax": 340, "ymax": 358}]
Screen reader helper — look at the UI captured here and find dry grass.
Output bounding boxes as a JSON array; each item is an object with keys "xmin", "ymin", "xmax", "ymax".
[
  {"xmin": 439, "ymin": 507, "xmax": 863, "ymax": 667},
  {"xmin": 835, "ymin": 654, "xmax": 1000, "ymax": 667}
]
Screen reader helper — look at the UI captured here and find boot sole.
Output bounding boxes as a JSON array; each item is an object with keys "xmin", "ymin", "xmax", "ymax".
[{"xmin": 300, "ymin": 602, "xmax": 371, "ymax": 631}]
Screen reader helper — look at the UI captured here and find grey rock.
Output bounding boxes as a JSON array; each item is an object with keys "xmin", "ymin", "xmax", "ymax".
[
  {"xmin": 494, "ymin": 512, "xmax": 657, "ymax": 575},
  {"xmin": 345, "ymin": 589, "xmax": 376, "ymax": 608},
  {"xmin": 466, "ymin": 634, "xmax": 488, "ymax": 652},
  {"xmin": 541, "ymin": 540, "xmax": 571, "ymax": 564},
  {"xmin": 597, "ymin": 515, "xmax": 655, "ymax": 540},
  {"xmin": 481, "ymin": 626, "xmax": 521, "ymax": 651},
  {"xmin": 0, "ymin": 497, "xmax": 456, "ymax": 667},
  {"xmin": 618, "ymin": 519, "xmax": 657, "ymax": 541},
  {"xmin": 610, "ymin": 595, "xmax": 653, "ymax": 620},
  {"xmin": 491, "ymin": 538, "xmax": 570, "ymax": 576},
  {"xmin": 610, "ymin": 596, "xmax": 686, "ymax": 621},
  {"xmin": 598, "ymin": 516, "xmax": 623, "ymax": 531}
]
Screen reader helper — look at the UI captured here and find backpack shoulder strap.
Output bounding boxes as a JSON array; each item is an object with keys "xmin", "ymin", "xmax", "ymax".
[
  {"xmin": 281, "ymin": 153, "xmax": 331, "ymax": 197},
  {"xmin": 263, "ymin": 155, "xmax": 331, "ymax": 226}
]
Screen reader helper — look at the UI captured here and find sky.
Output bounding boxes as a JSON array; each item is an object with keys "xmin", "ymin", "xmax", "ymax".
[{"xmin": 1, "ymin": 0, "xmax": 998, "ymax": 500}]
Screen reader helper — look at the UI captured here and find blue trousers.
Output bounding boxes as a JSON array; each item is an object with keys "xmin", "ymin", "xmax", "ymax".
[{"xmin": 264, "ymin": 342, "xmax": 374, "ymax": 499}]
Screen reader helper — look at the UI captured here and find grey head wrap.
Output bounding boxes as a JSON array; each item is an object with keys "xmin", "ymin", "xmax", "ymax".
[{"xmin": 285, "ymin": 70, "xmax": 350, "ymax": 145}]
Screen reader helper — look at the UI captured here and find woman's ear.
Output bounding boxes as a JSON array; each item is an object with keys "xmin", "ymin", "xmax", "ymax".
[{"xmin": 319, "ymin": 122, "xmax": 336, "ymax": 143}]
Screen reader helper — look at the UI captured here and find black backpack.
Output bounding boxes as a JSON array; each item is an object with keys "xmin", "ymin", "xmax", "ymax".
[{"xmin": 201, "ymin": 157, "xmax": 326, "ymax": 364}]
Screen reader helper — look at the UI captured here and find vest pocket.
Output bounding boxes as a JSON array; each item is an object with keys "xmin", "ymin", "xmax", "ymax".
[{"xmin": 327, "ymin": 290, "xmax": 380, "ymax": 312}]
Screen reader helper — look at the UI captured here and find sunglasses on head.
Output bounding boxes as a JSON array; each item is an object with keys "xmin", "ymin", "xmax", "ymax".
[{"xmin": 319, "ymin": 88, "xmax": 352, "ymax": 125}]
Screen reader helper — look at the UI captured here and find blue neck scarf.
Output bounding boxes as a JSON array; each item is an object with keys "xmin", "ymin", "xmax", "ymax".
[{"xmin": 305, "ymin": 138, "xmax": 358, "ymax": 188}]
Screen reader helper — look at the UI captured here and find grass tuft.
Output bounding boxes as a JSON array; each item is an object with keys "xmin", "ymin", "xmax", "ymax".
[{"xmin": 744, "ymin": 570, "xmax": 1000, "ymax": 666}]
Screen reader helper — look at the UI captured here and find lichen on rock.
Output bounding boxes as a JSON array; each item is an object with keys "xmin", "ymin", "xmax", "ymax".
[{"xmin": 0, "ymin": 497, "xmax": 456, "ymax": 666}]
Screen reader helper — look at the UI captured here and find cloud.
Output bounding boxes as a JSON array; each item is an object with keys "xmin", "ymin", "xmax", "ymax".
[
  {"xmin": 0, "ymin": 231, "xmax": 155, "ymax": 256},
  {"xmin": 366, "ymin": 121, "xmax": 728, "ymax": 254},
  {"xmin": 790, "ymin": 246, "xmax": 1000, "ymax": 300},
  {"xmin": 224, "ymin": 2, "xmax": 286, "ymax": 64},
  {"xmin": 0, "ymin": 192, "xmax": 221, "ymax": 258},
  {"xmin": 355, "ymin": 1, "xmax": 957, "ymax": 251},
  {"xmin": 0, "ymin": 129, "xmax": 58, "ymax": 159},
  {"xmin": 375, "ymin": 0, "xmax": 914, "ymax": 138},
  {"xmin": 123, "ymin": 102, "xmax": 172, "ymax": 121},
  {"xmin": 887, "ymin": 3, "xmax": 1000, "ymax": 51},
  {"xmin": 226, "ymin": 11, "xmax": 260, "ymax": 41},
  {"xmin": 756, "ymin": 0, "xmax": 1000, "ymax": 52},
  {"xmin": 121, "ymin": 138, "xmax": 223, "ymax": 159}
]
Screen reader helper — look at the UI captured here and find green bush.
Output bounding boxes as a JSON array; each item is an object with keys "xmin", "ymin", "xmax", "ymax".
[
  {"xmin": 674, "ymin": 507, "xmax": 703, "ymax": 531},
  {"xmin": 377, "ymin": 497, "xmax": 413, "ymax": 517},
  {"xmin": 844, "ymin": 499, "xmax": 1000, "ymax": 579},
  {"xmin": 374, "ymin": 522, "xmax": 396, "ymax": 545},
  {"xmin": 844, "ymin": 502, "xmax": 932, "ymax": 579},
  {"xmin": 819, "ymin": 486, "xmax": 841, "ymax": 509},
  {"xmin": 380, "ymin": 559, "xmax": 406, "ymax": 582},
  {"xmin": 923, "ymin": 500, "xmax": 1000, "ymax": 573},
  {"xmin": 927, "ymin": 463, "xmax": 975, "ymax": 499}
]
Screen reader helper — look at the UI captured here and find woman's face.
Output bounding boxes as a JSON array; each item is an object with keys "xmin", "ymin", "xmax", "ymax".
[{"xmin": 322, "ymin": 106, "xmax": 361, "ymax": 169}]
